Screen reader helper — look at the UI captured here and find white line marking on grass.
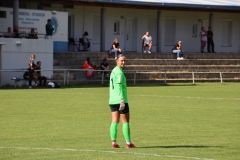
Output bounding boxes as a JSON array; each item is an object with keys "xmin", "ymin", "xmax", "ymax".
[
  {"xmin": 137, "ymin": 95, "xmax": 240, "ymax": 101},
  {"xmin": 25, "ymin": 91, "xmax": 240, "ymax": 101},
  {"xmin": 0, "ymin": 146, "xmax": 215, "ymax": 160}
]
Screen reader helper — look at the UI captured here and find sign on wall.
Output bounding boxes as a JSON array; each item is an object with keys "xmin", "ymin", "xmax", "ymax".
[{"xmin": 0, "ymin": 7, "xmax": 68, "ymax": 41}]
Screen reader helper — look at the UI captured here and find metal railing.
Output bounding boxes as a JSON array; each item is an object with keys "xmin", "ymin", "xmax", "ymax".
[
  {"xmin": 1, "ymin": 69, "xmax": 240, "ymax": 86},
  {"xmin": 0, "ymin": 32, "xmax": 46, "ymax": 39}
]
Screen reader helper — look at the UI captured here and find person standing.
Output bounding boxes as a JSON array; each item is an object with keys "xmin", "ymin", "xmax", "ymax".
[
  {"xmin": 45, "ymin": 19, "xmax": 54, "ymax": 39},
  {"xmin": 142, "ymin": 31, "xmax": 152, "ymax": 53},
  {"xmin": 207, "ymin": 26, "xmax": 216, "ymax": 53},
  {"xmin": 109, "ymin": 54, "xmax": 135, "ymax": 149},
  {"xmin": 200, "ymin": 27, "xmax": 207, "ymax": 53},
  {"xmin": 82, "ymin": 31, "xmax": 90, "ymax": 51},
  {"xmin": 28, "ymin": 54, "xmax": 37, "ymax": 89}
]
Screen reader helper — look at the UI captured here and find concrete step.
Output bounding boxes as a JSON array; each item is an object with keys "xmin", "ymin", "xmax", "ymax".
[
  {"xmin": 54, "ymin": 52, "xmax": 240, "ymax": 59},
  {"xmin": 52, "ymin": 52, "xmax": 240, "ymax": 83},
  {"xmin": 52, "ymin": 70, "xmax": 240, "ymax": 81},
  {"xmin": 54, "ymin": 59, "xmax": 240, "ymax": 67},
  {"xmin": 124, "ymin": 65, "xmax": 240, "ymax": 71},
  {"xmin": 53, "ymin": 65, "xmax": 240, "ymax": 71}
]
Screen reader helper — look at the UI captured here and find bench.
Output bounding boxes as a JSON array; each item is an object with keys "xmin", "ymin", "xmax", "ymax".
[
  {"xmin": 11, "ymin": 77, "xmax": 29, "ymax": 87},
  {"xmin": 11, "ymin": 77, "xmax": 53, "ymax": 87}
]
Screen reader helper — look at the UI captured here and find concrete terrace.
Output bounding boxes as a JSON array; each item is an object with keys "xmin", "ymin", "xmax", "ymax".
[{"xmin": 53, "ymin": 52, "xmax": 240, "ymax": 84}]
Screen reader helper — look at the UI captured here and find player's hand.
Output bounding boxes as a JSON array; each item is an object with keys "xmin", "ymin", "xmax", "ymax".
[{"xmin": 119, "ymin": 98, "xmax": 125, "ymax": 111}]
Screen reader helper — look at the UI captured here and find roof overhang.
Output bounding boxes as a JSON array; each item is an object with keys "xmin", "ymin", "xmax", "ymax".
[{"xmin": 23, "ymin": 0, "xmax": 240, "ymax": 13}]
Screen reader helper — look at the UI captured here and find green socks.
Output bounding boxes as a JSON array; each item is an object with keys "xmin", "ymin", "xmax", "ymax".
[
  {"xmin": 110, "ymin": 122, "xmax": 118, "ymax": 140},
  {"xmin": 123, "ymin": 122, "xmax": 131, "ymax": 142},
  {"xmin": 110, "ymin": 122, "xmax": 131, "ymax": 143}
]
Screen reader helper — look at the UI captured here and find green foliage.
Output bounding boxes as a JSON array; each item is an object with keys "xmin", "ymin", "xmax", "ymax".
[{"xmin": 0, "ymin": 83, "xmax": 240, "ymax": 160}]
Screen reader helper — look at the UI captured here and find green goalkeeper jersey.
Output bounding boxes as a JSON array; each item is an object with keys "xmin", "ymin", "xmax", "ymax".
[{"xmin": 109, "ymin": 66, "xmax": 128, "ymax": 105}]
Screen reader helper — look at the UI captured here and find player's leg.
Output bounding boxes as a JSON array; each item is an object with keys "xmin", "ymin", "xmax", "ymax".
[
  {"xmin": 120, "ymin": 104, "xmax": 135, "ymax": 148},
  {"xmin": 110, "ymin": 105, "xmax": 121, "ymax": 148},
  {"xmin": 121, "ymin": 112, "xmax": 130, "ymax": 141}
]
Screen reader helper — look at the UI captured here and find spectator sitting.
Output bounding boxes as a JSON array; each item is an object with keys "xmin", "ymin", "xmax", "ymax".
[
  {"xmin": 27, "ymin": 28, "xmax": 38, "ymax": 39},
  {"xmin": 82, "ymin": 31, "xmax": 90, "ymax": 51},
  {"xmin": 100, "ymin": 58, "xmax": 109, "ymax": 78},
  {"xmin": 83, "ymin": 57, "xmax": 97, "ymax": 78},
  {"xmin": 23, "ymin": 66, "xmax": 38, "ymax": 87},
  {"xmin": 172, "ymin": 41, "xmax": 184, "ymax": 60},
  {"xmin": 35, "ymin": 61, "xmax": 47, "ymax": 87},
  {"xmin": 4, "ymin": 27, "xmax": 14, "ymax": 38},
  {"xmin": 13, "ymin": 26, "xmax": 22, "ymax": 38},
  {"xmin": 142, "ymin": 31, "xmax": 152, "ymax": 53},
  {"xmin": 110, "ymin": 38, "xmax": 122, "ymax": 59}
]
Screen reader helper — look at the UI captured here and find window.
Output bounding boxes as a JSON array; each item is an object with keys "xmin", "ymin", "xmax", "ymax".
[
  {"xmin": 192, "ymin": 24, "xmax": 198, "ymax": 37},
  {"xmin": 164, "ymin": 18, "xmax": 175, "ymax": 45},
  {"xmin": 0, "ymin": 11, "xmax": 6, "ymax": 18},
  {"xmin": 114, "ymin": 21, "xmax": 120, "ymax": 35},
  {"xmin": 222, "ymin": 20, "xmax": 232, "ymax": 46}
]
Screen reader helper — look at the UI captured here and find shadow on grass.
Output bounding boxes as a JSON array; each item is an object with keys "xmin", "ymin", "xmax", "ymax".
[{"xmin": 139, "ymin": 145, "xmax": 224, "ymax": 149}]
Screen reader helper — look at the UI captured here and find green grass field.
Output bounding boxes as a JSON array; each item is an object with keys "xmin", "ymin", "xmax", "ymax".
[{"xmin": 0, "ymin": 83, "xmax": 239, "ymax": 160}]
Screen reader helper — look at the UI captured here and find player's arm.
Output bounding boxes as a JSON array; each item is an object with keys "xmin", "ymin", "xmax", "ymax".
[{"xmin": 116, "ymin": 73, "xmax": 125, "ymax": 111}]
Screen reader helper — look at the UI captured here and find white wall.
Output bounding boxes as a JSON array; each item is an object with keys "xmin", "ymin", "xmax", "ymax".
[
  {"xmin": 105, "ymin": 8, "xmax": 158, "ymax": 52},
  {"xmin": 0, "ymin": 38, "xmax": 53, "ymax": 86},
  {"xmin": 67, "ymin": 6, "xmax": 102, "ymax": 51},
  {"xmin": 213, "ymin": 12, "xmax": 240, "ymax": 52},
  {"xmin": 67, "ymin": 6, "xmax": 239, "ymax": 53},
  {"xmin": 161, "ymin": 11, "xmax": 209, "ymax": 52}
]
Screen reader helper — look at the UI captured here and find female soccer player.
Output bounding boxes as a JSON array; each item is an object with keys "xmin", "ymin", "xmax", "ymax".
[{"xmin": 109, "ymin": 54, "xmax": 135, "ymax": 149}]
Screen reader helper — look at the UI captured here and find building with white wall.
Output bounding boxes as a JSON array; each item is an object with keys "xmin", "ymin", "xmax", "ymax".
[
  {"xmin": 0, "ymin": 7, "xmax": 68, "ymax": 86},
  {"xmin": 0, "ymin": 0, "xmax": 239, "ymax": 86},
  {"xmin": 1, "ymin": 0, "xmax": 240, "ymax": 53},
  {"xmin": 12, "ymin": 0, "xmax": 238, "ymax": 53}
]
